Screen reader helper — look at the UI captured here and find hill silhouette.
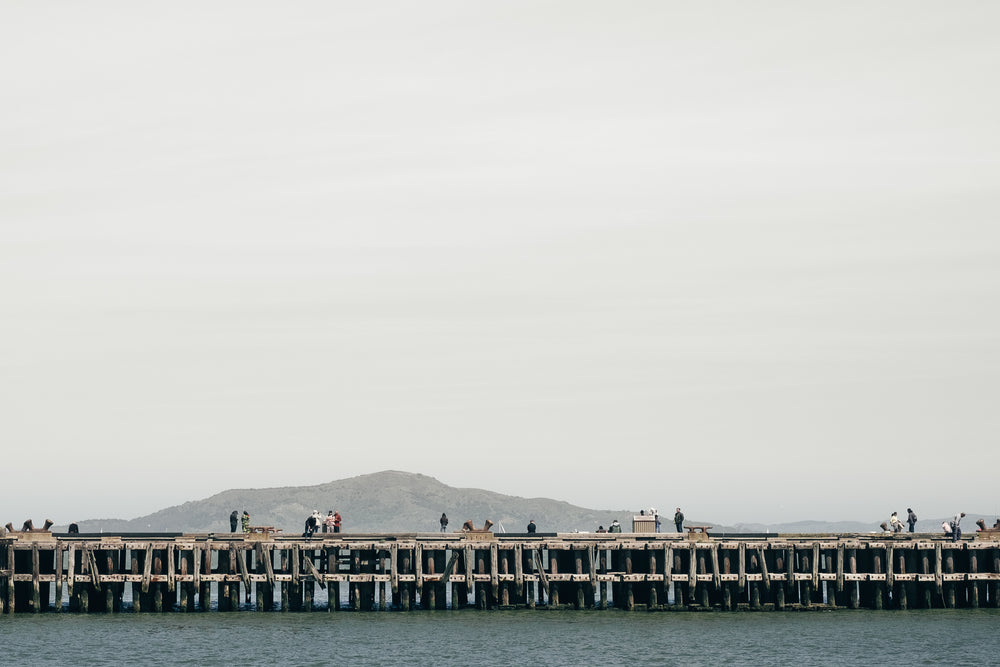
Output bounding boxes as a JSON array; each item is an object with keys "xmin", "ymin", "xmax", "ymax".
[{"xmin": 70, "ymin": 471, "xmax": 634, "ymax": 534}]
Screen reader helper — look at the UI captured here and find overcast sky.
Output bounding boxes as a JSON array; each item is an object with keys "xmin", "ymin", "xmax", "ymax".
[{"xmin": 2, "ymin": 1, "xmax": 998, "ymax": 526}]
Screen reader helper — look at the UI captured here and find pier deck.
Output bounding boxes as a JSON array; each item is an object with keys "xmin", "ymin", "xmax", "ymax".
[{"xmin": 2, "ymin": 532, "xmax": 997, "ymax": 613}]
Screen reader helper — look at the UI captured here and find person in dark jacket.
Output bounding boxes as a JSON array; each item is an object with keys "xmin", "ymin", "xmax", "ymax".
[
  {"xmin": 230, "ymin": 510, "xmax": 239, "ymax": 533},
  {"xmin": 907, "ymin": 508, "xmax": 918, "ymax": 532},
  {"xmin": 440, "ymin": 513, "xmax": 449, "ymax": 532},
  {"xmin": 674, "ymin": 508, "xmax": 684, "ymax": 533},
  {"xmin": 527, "ymin": 520, "xmax": 537, "ymax": 533}
]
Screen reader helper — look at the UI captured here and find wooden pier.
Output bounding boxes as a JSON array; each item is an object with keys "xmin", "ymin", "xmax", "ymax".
[{"xmin": 2, "ymin": 531, "xmax": 999, "ymax": 613}]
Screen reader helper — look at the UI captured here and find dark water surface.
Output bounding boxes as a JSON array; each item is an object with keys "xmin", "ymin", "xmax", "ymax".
[{"xmin": 0, "ymin": 609, "xmax": 996, "ymax": 666}]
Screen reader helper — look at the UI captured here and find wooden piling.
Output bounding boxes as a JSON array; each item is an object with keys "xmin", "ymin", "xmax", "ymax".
[
  {"xmin": 993, "ymin": 548, "xmax": 1000, "ymax": 609},
  {"xmin": 944, "ymin": 546, "xmax": 956, "ymax": 609}
]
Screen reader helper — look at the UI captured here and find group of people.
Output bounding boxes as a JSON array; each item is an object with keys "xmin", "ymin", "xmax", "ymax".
[
  {"xmin": 229, "ymin": 510, "xmax": 251, "ymax": 533},
  {"xmin": 228, "ymin": 509, "xmax": 342, "ymax": 536},
  {"xmin": 596, "ymin": 519, "xmax": 622, "ymax": 533},
  {"xmin": 304, "ymin": 510, "xmax": 342, "ymax": 536},
  {"xmin": 884, "ymin": 509, "xmax": 968, "ymax": 542},
  {"xmin": 232, "ymin": 506, "xmax": 984, "ymax": 541},
  {"xmin": 886, "ymin": 508, "xmax": 919, "ymax": 533},
  {"xmin": 594, "ymin": 507, "xmax": 685, "ymax": 534},
  {"xmin": 942, "ymin": 512, "xmax": 965, "ymax": 542}
]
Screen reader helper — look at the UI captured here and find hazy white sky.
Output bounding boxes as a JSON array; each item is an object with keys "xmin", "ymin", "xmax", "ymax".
[{"xmin": 3, "ymin": 1, "xmax": 998, "ymax": 525}]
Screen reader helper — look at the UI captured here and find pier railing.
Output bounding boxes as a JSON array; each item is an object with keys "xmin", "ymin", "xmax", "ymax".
[{"xmin": 2, "ymin": 532, "xmax": 998, "ymax": 613}]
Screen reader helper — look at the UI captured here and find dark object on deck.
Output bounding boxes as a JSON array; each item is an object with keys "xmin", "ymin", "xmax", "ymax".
[
  {"xmin": 685, "ymin": 525, "xmax": 712, "ymax": 540},
  {"xmin": 68, "ymin": 523, "xmax": 79, "ymax": 534},
  {"xmin": 461, "ymin": 520, "xmax": 494, "ymax": 532}
]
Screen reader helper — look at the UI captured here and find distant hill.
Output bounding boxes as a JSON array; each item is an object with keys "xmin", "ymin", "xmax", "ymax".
[
  {"xmin": 63, "ymin": 471, "xmax": 994, "ymax": 536},
  {"xmin": 68, "ymin": 471, "xmax": 634, "ymax": 534}
]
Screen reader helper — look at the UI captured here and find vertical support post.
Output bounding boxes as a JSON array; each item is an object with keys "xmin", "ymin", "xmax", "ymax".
[
  {"xmin": 415, "ymin": 543, "xmax": 424, "ymax": 608},
  {"xmin": 303, "ymin": 549, "xmax": 315, "ymax": 612},
  {"xmin": 67, "ymin": 546, "xmax": 77, "ymax": 612},
  {"xmin": 896, "ymin": 547, "xmax": 908, "ymax": 610},
  {"xmin": 513, "ymin": 545, "xmax": 524, "ymax": 608},
  {"xmin": 848, "ymin": 548, "xmax": 859, "ymax": 609},
  {"xmin": 152, "ymin": 549, "xmax": 164, "ymax": 613},
  {"xmin": 773, "ymin": 550, "xmax": 785, "ymax": 611},
  {"xmin": 663, "ymin": 546, "xmax": 672, "ymax": 609},
  {"xmin": 401, "ymin": 548, "xmax": 412, "ymax": 611},
  {"xmin": 178, "ymin": 549, "xmax": 190, "ymax": 612},
  {"xmin": 490, "ymin": 543, "xmax": 500, "ymax": 608},
  {"xmin": 802, "ymin": 548, "xmax": 814, "ymax": 608},
  {"xmin": 687, "ymin": 545, "xmax": 698, "ymax": 608},
  {"xmin": 326, "ymin": 547, "xmax": 340, "ymax": 611},
  {"xmin": 968, "ymin": 548, "xmax": 979, "ymax": 608},
  {"xmin": 944, "ymin": 547, "xmax": 956, "ymax": 609},
  {"xmin": 749, "ymin": 550, "xmax": 760, "ymax": 610},
  {"xmin": 200, "ymin": 544, "xmax": 213, "ymax": 612},
  {"xmin": 871, "ymin": 547, "xmax": 884, "ymax": 610},
  {"xmin": 835, "ymin": 544, "xmax": 845, "ymax": 606},
  {"xmin": 993, "ymin": 548, "xmax": 1000, "ymax": 609},
  {"xmin": 737, "ymin": 542, "xmax": 746, "ymax": 610},
  {"xmin": 31, "ymin": 545, "xmax": 41, "ymax": 613},
  {"xmin": 6, "ymin": 544, "xmax": 16, "ymax": 614},
  {"xmin": 53, "ymin": 543, "xmax": 63, "ymax": 613},
  {"xmin": 191, "ymin": 546, "xmax": 201, "ymax": 612},
  {"xmin": 228, "ymin": 547, "xmax": 241, "ymax": 611},
  {"xmin": 500, "ymin": 548, "xmax": 510, "ymax": 607}
]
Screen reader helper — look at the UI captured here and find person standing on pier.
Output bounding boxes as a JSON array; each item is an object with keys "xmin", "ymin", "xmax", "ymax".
[
  {"xmin": 230, "ymin": 510, "xmax": 238, "ymax": 533},
  {"xmin": 527, "ymin": 520, "xmax": 537, "ymax": 533},
  {"xmin": 440, "ymin": 513, "xmax": 449, "ymax": 532},
  {"xmin": 951, "ymin": 512, "xmax": 965, "ymax": 542},
  {"xmin": 241, "ymin": 510, "xmax": 250, "ymax": 533},
  {"xmin": 674, "ymin": 508, "xmax": 684, "ymax": 533},
  {"xmin": 655, "ymin": 514, "xmax": 661, "ymax": 533},
  {"xmin": 333, "ymin": 510, "xmax": 342, "ymax": 533},
  {"xmin": 609, "ymin": 519, "xmax": 622, "ymax": 533},
  {"xmin": 324, "ymin": 511, "xmax": 336, "ymax": 533},
  {"xmin": 907, "ymin": 508, "xmax": 918, "ymax": 532}
]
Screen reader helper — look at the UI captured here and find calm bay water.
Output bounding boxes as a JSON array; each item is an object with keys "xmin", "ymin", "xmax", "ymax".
[{"xmin": 0, "ymin": 609, "xmax": 996, "ymax": 666}]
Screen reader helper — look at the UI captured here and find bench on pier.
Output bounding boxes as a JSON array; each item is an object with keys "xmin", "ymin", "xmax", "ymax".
[
  {"xmin": 461, "ymin": 530, "xmax": 496, "ymax": 542},
  {"xmin": 246, "ymin": 526, "xmax": 281, "ymax": 540},
  {"xmin": 686, "ymin": 525, "xmax": 712, "ymax": 540}
]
